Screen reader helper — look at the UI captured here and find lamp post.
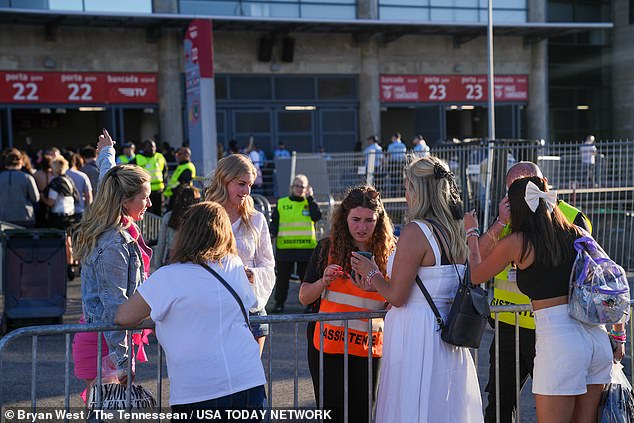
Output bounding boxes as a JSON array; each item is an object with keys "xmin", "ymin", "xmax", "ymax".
[{"xmin": 483, "ymin": 0, "xmax": 496, "ymax": 231}]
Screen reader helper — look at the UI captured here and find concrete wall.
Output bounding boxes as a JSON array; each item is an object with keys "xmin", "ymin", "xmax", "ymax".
[
  {"xmin": 612, "ymin": 0, "xmax": 634, "ymax": 138},
  {"xmin": 0, "ymin": 24, "xmax": 184, "ymax": 146}
]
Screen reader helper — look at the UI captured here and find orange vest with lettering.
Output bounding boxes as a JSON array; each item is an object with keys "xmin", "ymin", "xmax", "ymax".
[{"xmin": 313, "ymin": 272, "xmax": 386, "ymax": 358}]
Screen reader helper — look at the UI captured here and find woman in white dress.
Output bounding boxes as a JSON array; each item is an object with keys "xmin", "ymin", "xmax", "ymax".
[
  {"xmin": 205, "ymin": 154, "xmax": 276, "ymax": 355},
  {"xmin": 351, "ymin": 155, "xmax": 483, "ymax": 422}
]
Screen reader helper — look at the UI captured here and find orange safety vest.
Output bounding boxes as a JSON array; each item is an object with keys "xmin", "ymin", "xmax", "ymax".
[{"xmin": 313, "ymin": 272, "xmax": 386, "ymax": 358}]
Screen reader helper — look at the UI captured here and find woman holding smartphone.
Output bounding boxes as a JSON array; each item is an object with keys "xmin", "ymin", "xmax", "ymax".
[
  {"xmin": 298, "ymin": 185, "xmax": 396, "ymax": 423},
  {"xmin": 204, "ymin": 154, "xmax": 275, "ymax": 354}
]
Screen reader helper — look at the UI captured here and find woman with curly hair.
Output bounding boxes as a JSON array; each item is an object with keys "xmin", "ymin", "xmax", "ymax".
[
  {"xmin": 351, "ymin": 156, "xmax": 482, "ymax": 422},
  {"xmin": 204, "ymin": 154, "xmax": 275, "ymax": 355},
  {"xmin": 299, "ymin": 185, "xmax": 396, "ymax": 423}
]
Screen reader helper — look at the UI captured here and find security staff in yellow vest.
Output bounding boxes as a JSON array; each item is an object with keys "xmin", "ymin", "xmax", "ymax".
[
  {"xmin": 270, "ymin": 174, "xmax": 321, "ymax": 313},
  {"xmin": 164, "ymin": 147, "xmax": 196, "ymax": 208},
  {"xmin": 116, "ymin": 142, "xmax": 135, "ymax": 164},
  {"xmin": 479, "ymin": 162, "xmax": 592, "ymax": 423},
  {"xmin": 130, "ymin": 139, "xmax": 167, "ymax": 215}
]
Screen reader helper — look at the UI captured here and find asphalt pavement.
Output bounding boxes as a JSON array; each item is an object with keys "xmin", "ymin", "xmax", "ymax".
[{"xmin": 4, "ymin": 275, "xmax": 634, "ymax": 422}]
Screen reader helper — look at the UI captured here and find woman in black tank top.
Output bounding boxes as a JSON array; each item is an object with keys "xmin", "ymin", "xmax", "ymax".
[{"xmin": 463, "ymin": 176, "xmax": 625, "ymax": 423}]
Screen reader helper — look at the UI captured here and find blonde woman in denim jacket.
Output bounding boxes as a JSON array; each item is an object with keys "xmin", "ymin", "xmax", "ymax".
[{"xmin": 71, "ymin": 130, "xmax": 153, "ymax": 393}]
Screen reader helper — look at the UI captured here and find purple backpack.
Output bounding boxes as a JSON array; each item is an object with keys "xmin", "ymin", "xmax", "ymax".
[{"xmin": 568, "ymin": 231, "xmax": 630, "ymax": 325}]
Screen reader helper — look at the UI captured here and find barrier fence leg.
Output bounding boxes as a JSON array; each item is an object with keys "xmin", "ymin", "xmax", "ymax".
[
  {"xmin": 515, "ymin": 313, "xmax": 521, "ymax": 423},
  {"xmin": 495, "ymin": 314, "xmax": 500, "ymax": 423},
  {"xmin": 64, "ymin": 334, "xmax": 71, "ymax": 423},
  {"xmin": 343, "ymin": 320, "xmax": 349, "ymax": 423},
  {"xmin": 367, "ymin": 319, "xmax": 373, "ymax": 423},
  {"xmin": 31, "ymin": 335, "xmax": 38, "ymax": 412},
  {"xmin": 294, "ymin": 322, "xmax": 299, "ymax": 409}
]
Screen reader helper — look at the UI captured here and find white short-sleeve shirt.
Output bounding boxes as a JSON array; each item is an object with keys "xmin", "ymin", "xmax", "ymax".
[{"xmin": 138, "ymin": 255, "xmax": 266, "ymax": 405}]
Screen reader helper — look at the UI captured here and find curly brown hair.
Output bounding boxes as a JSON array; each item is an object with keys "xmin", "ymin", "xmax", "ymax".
[{"xmin": 327, "ymin": 186, "xmax": 396, "ymax": 275}]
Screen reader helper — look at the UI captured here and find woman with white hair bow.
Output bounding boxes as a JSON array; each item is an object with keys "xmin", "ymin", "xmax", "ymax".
[{"xmin": 463, "ymin": 176, "xmax": 625, "ymax": 423}]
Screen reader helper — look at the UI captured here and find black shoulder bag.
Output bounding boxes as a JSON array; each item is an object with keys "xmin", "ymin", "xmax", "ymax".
[
  {"xmin": 415, "ymin": 219, "xmax": 490, "ymax": 349},
  {"xmin": 199, "ymin": 263, "xmax": 251, "ymax": 330}
]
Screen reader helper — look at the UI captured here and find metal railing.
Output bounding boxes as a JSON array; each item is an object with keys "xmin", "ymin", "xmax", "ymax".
[
  {"xmin": 1, "ymin": 305, "xmax": 632, "ymax": 422},
  {"xmin": 296, "ymin": 140, "xmax": 634, "ymax": 271}
]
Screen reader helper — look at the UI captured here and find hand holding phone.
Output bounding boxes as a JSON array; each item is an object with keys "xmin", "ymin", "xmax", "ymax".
[{"xmin": 350, "ymin": 251, "xmax": 373, "ymax": 281}]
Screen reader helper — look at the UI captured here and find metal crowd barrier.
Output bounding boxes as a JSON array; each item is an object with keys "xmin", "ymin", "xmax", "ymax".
[
  {"xmin": 301, "ymin": 140, "xmax": 634, "ymax": 271},
  {"xmin": 0, "ymin": 305, "xmax": 632, "ymax": 423}
]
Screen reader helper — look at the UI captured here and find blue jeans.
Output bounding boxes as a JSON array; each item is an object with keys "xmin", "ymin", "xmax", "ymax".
[{"xmin": 171, "ymin": 385, "xmax": 267, "ymax": 422}]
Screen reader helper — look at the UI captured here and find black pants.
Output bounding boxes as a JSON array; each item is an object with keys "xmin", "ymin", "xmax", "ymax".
[
  {"xmin": 306, "ymin": 323, "xmax": 380, "ymax": 423},
  {"xmin": 484, "ymin": 322, "xmax": 536, "ymax": 423},
  {"xmin": 149, "ymin": 190, "xmax": 163, "ymax": 216},
  {"xmin": 273, "ymin": 260, "xmax": 308, "ymax": 305},
  {"xmin": 171, "ymin": 385, "xmax": 266, "ymax": 422}
]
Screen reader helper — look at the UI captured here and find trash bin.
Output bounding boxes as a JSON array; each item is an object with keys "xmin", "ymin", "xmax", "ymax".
[{"xmin": 1, "ymin": 229, "xmax": 67, "ymax": 333}]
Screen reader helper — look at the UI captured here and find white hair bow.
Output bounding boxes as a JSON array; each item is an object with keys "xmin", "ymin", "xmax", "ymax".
[{"xmin": 524, "ymin": 181, "xmax": 557, "ymax": 213}]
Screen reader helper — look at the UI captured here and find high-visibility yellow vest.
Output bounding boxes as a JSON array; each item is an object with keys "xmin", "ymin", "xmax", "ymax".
[
  {"xmin": 491, "ymin": 200, "xmax": 590, "ymax": 329},
  {"xmin": 314, "ymin": 272, "xmax": 385, "ymax": 358},
  {"xmin": 135, "ymin": 153, "xmax": 166, "ymax": 192},
  {"xmin": 164, "ymin": 162, "xmax": 196, "ymax": 197},
  {"xmin": 276, "ymin": 197, "xmax": 317, "ymax": 250},
  {"xmin": 117, "ymin": 154, "xmax": 134, "ymax": 164}
]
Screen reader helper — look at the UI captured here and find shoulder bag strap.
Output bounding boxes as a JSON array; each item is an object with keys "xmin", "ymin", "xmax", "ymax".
[
  {"xmin": 425, "ymin": 218, "xmax": 465, "ymax": 285},
  {"xmin": 199, "ymin": 263, "xmax": 251, "ymax": 330},
  {"xmin": 415, "ymin": 275, "xmax": 445, "ymax": 331}
]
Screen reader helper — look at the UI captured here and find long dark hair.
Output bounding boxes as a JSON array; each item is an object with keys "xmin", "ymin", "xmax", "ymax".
[
  {"xmin": 508, "ymin": 176, "xmax": 580, "ymax": 267},
  {"xmin": 327, "ymin": 186, "xmax": 396, "ymax": 276}
]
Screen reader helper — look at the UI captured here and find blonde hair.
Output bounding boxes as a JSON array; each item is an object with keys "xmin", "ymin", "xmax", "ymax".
[
  {"xmin": 169, "ymin": 201, "xmax": 237, "ymax": 264},
  {"xmin": 289, "ymin": 174, "xmax": 309, "ymax": 196},
  {"xmin": 204, "ymin": 154, "xmax": 258, "ymax": 237},
  {"xmin": 73, "ymin": 165, "xmax": 151, "ymax": 261},
  {"xmin": 51, "ymin": 157, "xmax": 69, "ymax": 176},
  {"xmin": 404, "ymin": 155, "xmax": 467, "ymax": 261}
]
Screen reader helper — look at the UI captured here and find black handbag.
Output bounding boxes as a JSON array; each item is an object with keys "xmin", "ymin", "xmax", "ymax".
[{"xmin": 415, "ymin": 219, "xmax": 490, "ymax": 349}]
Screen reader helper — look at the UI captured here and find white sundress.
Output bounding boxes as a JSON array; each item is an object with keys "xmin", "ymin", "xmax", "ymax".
[{"xmin": 376, "ymin": 221, "xmax": 483, "ymax": 423}]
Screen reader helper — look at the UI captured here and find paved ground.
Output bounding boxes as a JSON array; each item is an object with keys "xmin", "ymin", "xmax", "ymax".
[{"xmin": 1, "ymin": 276, "xmax": 632, "ymax": 422}]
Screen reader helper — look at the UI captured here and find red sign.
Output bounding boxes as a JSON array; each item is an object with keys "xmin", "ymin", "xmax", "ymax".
[
  {"xmin": 380, "ymin": 74, "xmax": 528, "ymax": 103},
  {"xmin": 185, "ymin": 20, "xmax": 214, "ymax": 79},
  {"xmin": 0, "ymin": 71, "xmax": 158, "ymax": 104}
]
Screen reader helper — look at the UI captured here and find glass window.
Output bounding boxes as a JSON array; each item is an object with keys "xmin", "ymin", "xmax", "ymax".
[
  {"xmin": 215, "ymin": 77, "xmax": 227, "ymax": 100},
  {"xmin": 455, "ymin": 9, "xmax": 479, "ymax": 22},
  {"xmin": 318, "ymin": 77, "xmax": 357, "ymax": 100},
  {"xmin": 278, "ymin": 135, "xmax": 314, "ymax": 153},
  {"xmin": 275, "ymin": 77, "xmax": 316, "ymax": 100},
  {"xmin": 278, "ymin": 111, "xmax": 312, "ymax": 132},
  {"xmin": 229, "ymin": 77, "xmax": 272, "ymax": 100},
  {"xmin": 321, "ymin": 110, "xmax": 356, "ymax": 132},
  {"xmin": 430, "ymin": 8, "xmax": 453, "ymax": 21},
  {"xmin": 300, "ymin": 4, "xmax": 356, "ymax": 19},
  {"xmin": 380, "ymin": 7, "xmax": 429, "ymax": 20},
  {"xmin": 180, "ymin": 0, "xmax": 239, "ymax": 16},
  {"xmin": 234, "ymin": 111, "xmax": 271, "ymax": 133}
]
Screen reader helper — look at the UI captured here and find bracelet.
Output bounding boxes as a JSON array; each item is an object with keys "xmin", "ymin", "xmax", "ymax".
[
  {"xmin": 496, "ymin": 218, "xmax": 509, "ymax": 228},
  {"xmin": 366, "ymin": 269, "xmax": 382, "ymax": 283},
  {"xmin": 611, "ymin": 329, "xmax": 626, "ymax": 336},
  {"xmin": 466, "ymin": 233, "xmax": 479, "ymax": 241},
  {"xmin": 466, "ymin": 227, "xmax": 480, "ymax": 235}
]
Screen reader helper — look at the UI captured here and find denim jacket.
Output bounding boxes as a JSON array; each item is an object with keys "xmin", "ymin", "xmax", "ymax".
[
  {"xmin": 80, "ymin": 145, "xmax": 145, "ymax": 368},
  {"xmin": 81, "ymin": 227, "xmax": 145, "ymax": 368}
]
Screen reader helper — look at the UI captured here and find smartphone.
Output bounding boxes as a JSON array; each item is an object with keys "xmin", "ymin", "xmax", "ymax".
[{"xmin": 350, "ymin": 251, "xmax": 374, "ymax": 281}]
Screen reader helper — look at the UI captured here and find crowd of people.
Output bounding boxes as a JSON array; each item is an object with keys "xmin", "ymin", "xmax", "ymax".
[{"xmin": 1, "ymin": 129, "xmax": 626, "ymax": 422}]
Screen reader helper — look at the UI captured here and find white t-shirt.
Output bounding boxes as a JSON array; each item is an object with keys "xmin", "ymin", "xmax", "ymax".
[
  {"xmin": 231, "ymin": 211, "xmax": 276, "ymax": 312},
  {"xmin": 138, "ymin": 256, "xmax": 266, "ymax": 406},
  {"xmin": 580, "ymin": 143, "xmax": 597, "ymax": 165}
]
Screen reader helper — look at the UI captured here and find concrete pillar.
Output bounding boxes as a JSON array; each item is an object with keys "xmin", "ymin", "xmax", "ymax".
[
  {"xmin": 157, "ymin": 28, "xmax": 184, "ymax": 147},
  {"xmin": 612, "ymin": 0, "xmax": 634, "ymax": 138},
  {"xmin": 357, "ymin": 0, "xmax": 378, "ymax": 20},
  {"xmin": 152, "ymin": 0, "xmax": 178, "ymax": 13},
  {"xmin": 526, "ymin": 0, "xmax": 548, "ymax": 141},
  {"xmin": 359, "ymin": 37, "xmax": 380, "ymax": 141}
]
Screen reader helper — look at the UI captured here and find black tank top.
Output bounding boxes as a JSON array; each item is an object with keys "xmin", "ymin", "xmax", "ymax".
[{"xmin": 516, "ymin": 251, "xmax": 575, "ymax": 301}]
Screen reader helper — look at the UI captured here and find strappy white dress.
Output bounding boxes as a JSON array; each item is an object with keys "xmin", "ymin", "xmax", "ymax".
[{"xmin": 376, "ymin": 221, "xmax": 483, "ymax": 423}]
